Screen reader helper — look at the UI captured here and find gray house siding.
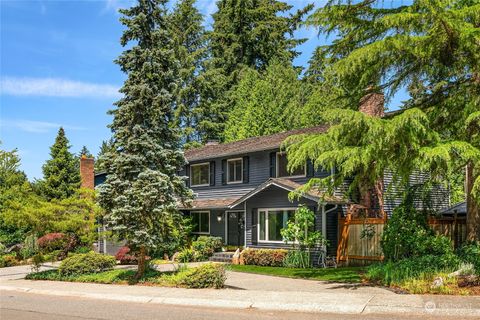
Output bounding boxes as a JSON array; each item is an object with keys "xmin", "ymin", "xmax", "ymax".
[{"xmin": 184, "ymin": 149, "xmax": 331, "ymax": 200}]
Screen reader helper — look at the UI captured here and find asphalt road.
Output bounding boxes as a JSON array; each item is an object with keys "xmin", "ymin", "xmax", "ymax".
[{"xmin": 1, "ymin": 291, "xmax": 474, "ymax": 320}]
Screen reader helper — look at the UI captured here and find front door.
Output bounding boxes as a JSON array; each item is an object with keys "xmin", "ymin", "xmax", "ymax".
[{"xmin": 226, "ymin": 211, "xmax": 244, "ymax": 247}]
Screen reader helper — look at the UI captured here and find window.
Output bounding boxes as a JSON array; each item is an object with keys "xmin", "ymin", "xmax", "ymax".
[
  {"xmin": 191, "ymin": 211, "xmax": 210, "ymax": 234},
  {"xmin": 227, "ymin": 158, "xmax": 243, "ymax": 183},
  {"xmin": 276, "ymin": 153, "xmax": 305, "ymax": 177},
  {"xmin": 190, "ymin": 163, "xmax": 210, "ymax": 186},
  {"xmin": 258, "ymin": 209, "xmax": 295, "ymax": 242}
]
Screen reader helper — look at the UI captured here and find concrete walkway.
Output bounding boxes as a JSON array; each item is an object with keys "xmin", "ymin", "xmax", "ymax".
[{"xmin": 1, "ymin": 264, "xmax": 479, "ymax": 317}]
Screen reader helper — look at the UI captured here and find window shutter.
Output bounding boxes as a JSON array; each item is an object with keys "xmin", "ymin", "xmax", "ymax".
[
  {"xmin": 269, "ymin": 152, "xmax": 276, "ymax": 178},
  {"xmin": 306, "ymin": 159, "xmax": 315, "ymax": 177},
  {"xmin": 185, "ymin": 165, "xmax": 190, "ymax": 187},
  {"xmin": 251, "ymin": 209, "xmax": 258, "ymax": 244},
  {"xmin": 242, "ymin": 156, "xmax": 249, "ymax": 183},
  {"xmin": 209, "ymin": 161, "xmax": 215, "ymax": 186},
  {"xmin": 221, "ymin": 159, "xmax": 227, "ymax": 185}
]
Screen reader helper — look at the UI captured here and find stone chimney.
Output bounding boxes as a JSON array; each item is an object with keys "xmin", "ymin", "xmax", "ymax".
[
  {"xmin": 359, "ymin": 87, "xmax": 385, "ymax": 117},
  {"xmin": 80, "ymin": 156, "xmax": 95, "ymax": 190}
]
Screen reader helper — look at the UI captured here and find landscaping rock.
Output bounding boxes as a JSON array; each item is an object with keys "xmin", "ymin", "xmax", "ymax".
[{"xmin": 431, "ymin": 277, "xmax": 444, "ymax": 289}]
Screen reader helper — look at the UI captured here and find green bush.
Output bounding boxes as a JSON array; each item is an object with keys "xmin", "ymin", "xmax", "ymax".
[
  {"xmin": 457, "ymin": 242, "xmax": 480, "ymax": 273},
  {"xmin": 283, "ymin": 250, "xmax": 311, "ymax": 268},
  {"xmin": 381, "ymin": 201, "xmax": 455, "ymax": 262},
  {"xmin": 170, "ymin": 263, "xmax": 226, "ymax": 288},
  {"xmin": 241, "ymin": 248, "xmax": 288, "ymax": 267},
  {"xmin": 366, "ymin": 254, "xmax": 460, "ymax": 285},
  {"xmin": 58, "ymin": 252, "xmax": 116, "ymax": 276},
  {"xmin": 177, "ymin": 248, "xmax": 195, "ymax": 263},
  {"xmin": 192, "ymin": 236, "xmax": 223, "ymax": 261}
]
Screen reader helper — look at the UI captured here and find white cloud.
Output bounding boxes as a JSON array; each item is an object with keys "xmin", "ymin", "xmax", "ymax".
[
  {"xmin": 1, "ymin": 119, "xmax": 86, "ymax": 133},
  {"xmin": 0, "ymin": 77, "xmax": 121, "ymax": 99}
]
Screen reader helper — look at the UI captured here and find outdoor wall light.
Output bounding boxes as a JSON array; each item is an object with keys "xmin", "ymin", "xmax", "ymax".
[{"xmin": 216, "ymin": 213, "xmax": 223, "ymax": 222}]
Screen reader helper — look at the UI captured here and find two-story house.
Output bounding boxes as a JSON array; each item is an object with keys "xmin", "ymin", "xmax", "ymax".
[
  {"xmin": 180, "ymin": 125, "xmax": 346, "ymax": 256},
  {"xmin": 89, "ymin": 91, "xmax": 450, "ymax": 259}
]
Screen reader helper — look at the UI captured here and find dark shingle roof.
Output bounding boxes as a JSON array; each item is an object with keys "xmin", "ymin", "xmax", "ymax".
[
  {"xmin": 184, "ymin": 125, "xmax": 329, "ymax": 162},
  {"xmin": 439, "ymin": 201, "xmax": 467, "ymax": 215}
]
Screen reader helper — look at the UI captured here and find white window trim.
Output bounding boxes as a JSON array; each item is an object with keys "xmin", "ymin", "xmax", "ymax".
[
  {"xmin": 257, "ymin": 207, "xmax": 297, "ymax": 243},
  {"xmin": 276, "ymin": 152, "xmax": 306, "ymax": 178},
  {"xmin": 191, "ymin": 210, "xmax": 210, "ymax": 234},
  {"xmin": 190, "ymin": 162, "xmax": 210, "ymax": 187},
  {"xmin": 226, "ymin": 158, "xmax": 243, "ymax": 184}
]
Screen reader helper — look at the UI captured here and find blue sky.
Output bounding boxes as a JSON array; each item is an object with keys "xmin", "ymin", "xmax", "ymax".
[{"xmin": 1, "ymin": 0, "xmax": 407, "ymax": 180}]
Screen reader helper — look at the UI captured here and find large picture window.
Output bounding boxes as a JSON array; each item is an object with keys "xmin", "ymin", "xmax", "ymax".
[
  {"xmin": 276, "ymin": 153, "xmax": 305, "ymax": 177},
  {"xmin": 191, "ymin": 211, "xmax": 210, "ymax": 234},
  {"xmin": 258, "ymin": 209, "xmax": 295, "ymax": 242},
  {"xmin": 190, "ymin": 163, "xmax": 210, "ymax": 186},
  {"xmin": 227, "ymin": 158, "xmax": 243, "ymax": 183}
]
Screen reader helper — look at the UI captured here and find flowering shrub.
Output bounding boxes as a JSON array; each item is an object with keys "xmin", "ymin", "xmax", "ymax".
[
  {"xmin": 240, "ymin": 248, "xmax": 288, "ymax": 267},
  {"xmin": 37, "ymin": 233, "xmax": 68, "ymax": 253}
]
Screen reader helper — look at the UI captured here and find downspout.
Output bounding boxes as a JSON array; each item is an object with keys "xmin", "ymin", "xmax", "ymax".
[{"xmin": 244, "ymin": 200, "xmax": 247, "ymax": 248}]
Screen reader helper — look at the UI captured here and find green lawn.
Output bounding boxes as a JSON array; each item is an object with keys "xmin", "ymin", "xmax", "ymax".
[{"xmin": 228, "ymin": 265, "xmax": 365, "ymax": 283}]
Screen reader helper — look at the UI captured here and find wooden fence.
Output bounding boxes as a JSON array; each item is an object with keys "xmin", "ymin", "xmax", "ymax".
[{"xmin": 336, "ymin": 212, "xmax": 467, "ymax": 265}]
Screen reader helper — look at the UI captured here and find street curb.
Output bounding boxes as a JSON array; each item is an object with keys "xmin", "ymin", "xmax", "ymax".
[{"xmin": 1, "ymin": 284, "xmax": 479, "ymax": 317}]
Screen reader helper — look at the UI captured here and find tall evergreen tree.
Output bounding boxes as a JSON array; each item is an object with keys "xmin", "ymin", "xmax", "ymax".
[
  {"xmin": 305, "ymin": 0, "xmax": 480, "ymax": 240},
  {"xmin": 41, "ymin": 127, "xmax": 80, "ymax": 200},
  {"xmin": 98, "ymin": 0, "xmax": 193, "ymax": 279},
  {"xmin": 224, "ymin": 61, "xmax": 306, "ymax": 142},
  {"xmin": 170, "ymin": 0, "xmax": 207, "ymax": 147},
  {"xmin": 198, "ymin": 0, "xmax": 313, "ymax": 141},
  {"xmin": 95, "ymin": 139, "xmax": 114, "ymax": 172}
]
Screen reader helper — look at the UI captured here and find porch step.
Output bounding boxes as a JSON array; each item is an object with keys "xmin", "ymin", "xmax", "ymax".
[{"xmin": 209, "ymin": 252, "xmax": 235, "ymax": 263}]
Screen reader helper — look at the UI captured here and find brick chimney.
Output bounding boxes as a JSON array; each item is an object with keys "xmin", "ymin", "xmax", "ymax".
[
  {"xmin": 359, "ymin": 87, "xmax": 385, "ymax": 117},
  {"xmin": 80, "ymin": 156, "xmax": 95, "ymax": 190}
]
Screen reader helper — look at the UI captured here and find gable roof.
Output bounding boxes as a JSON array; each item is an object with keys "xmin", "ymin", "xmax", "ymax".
[
  {"xmin": 228, "ymin": 178, "xmax": 347, "ymax": 208},
  {"xmin": 184, "ymin": 125, "xmax": 329, "ymax": 162}
]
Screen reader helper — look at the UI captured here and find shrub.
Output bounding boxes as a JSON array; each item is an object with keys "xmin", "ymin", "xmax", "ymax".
[
  {"xmin": 74, "ymin": 246, "xmax": 92, "ymax": 254},
  {"xmin": 58, "ymin": 252, "xmax": 116, "ymax": 276},
  {"xmin": 177, "ymin": 248, "xmax": 195, "ymax": 263},
  {"xmin": 37, "ymin": 233, "xmax": 68, "ymax": 253},
  {"xmin": 192, "ymin": 236, "xmax": 223, "ymax": 261},
  {"xmin": 115, "ymin": 246, "xmax": 138, "ymax": 265},
  {"xmin": 366, "ymin": 254, "xmax": 459, "ymax": 285},
  {"xmin": 241, "ymin": 248, "xmax": 287, "ymax": 267},
  {"xmin": 382, "ymin": 204, "xmax": 454, "ymax": 261},
  {"xmin": 0, "ymin": 254, "xmax": 19, "ymax": 268},
  {"xmin": 171, "ymin": 263, "xmax": 226, "ymax": 288},
  {"xmin": 283, "ymin": 250, "xmax": 311, "ymax": 268},
  {"xmin": 457, "ymin": 242, "xmax": 480, "ymax": 273}
]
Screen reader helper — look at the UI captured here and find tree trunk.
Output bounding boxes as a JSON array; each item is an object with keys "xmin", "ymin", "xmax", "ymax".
[
  {"xmin": 135, "ymin": 246, "xmax": 147, "ymax": 281},
  {"xmin": 466, "ymin": 161, "xmax": 480, "ymax": 241}
]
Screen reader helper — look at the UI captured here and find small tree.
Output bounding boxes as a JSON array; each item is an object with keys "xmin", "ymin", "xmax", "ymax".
[
  {"xmin": 41, "ymin": 127, "xmax": 80, "ymax": 200},
  {"xmin": 281, "ymin": 206, "xmax": 325, "ymax": 268}
]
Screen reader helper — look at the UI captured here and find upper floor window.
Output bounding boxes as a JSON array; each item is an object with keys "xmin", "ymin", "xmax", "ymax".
[
  {"xmin": 190, "ymin": 162, "xmax": 210, "ymax": 186},
  {"xmin": 276, "ymin": 152, "xmax": 305, "ymax": 178},
  {"xmin": 227, "ymin": 158, "xmax": 243, "ymax": 184}
]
